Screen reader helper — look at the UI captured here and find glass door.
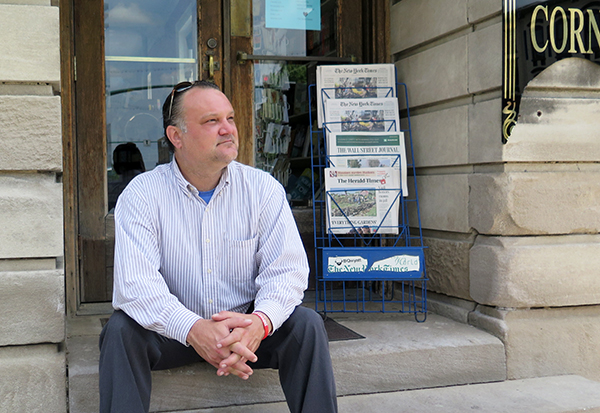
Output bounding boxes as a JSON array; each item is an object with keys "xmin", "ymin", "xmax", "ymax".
[
  {"xmin": 73, "ymin": 0, "xmax": 220, "ymax": 305},
  {"xmin": 249, "ymin": 0, "xmax": 351, "ymax": 206},
  {"xmin": 104, "ymin": 0, "xmax": 198, "ymax": 211}
]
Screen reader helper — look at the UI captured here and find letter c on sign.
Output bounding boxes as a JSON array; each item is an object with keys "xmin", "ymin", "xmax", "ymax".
[{"xmin": 531, "ymin": 5, "xmax": 549, "ymax": 53}]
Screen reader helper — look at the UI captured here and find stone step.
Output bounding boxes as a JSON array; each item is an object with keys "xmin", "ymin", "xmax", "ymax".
[
  {"xmin": 178, "ymin": 375, "xmax": 600, "ymax": 413},
  {"xmin": 67, "ymin": 310, "xmax": 505, "ymax": 412}
]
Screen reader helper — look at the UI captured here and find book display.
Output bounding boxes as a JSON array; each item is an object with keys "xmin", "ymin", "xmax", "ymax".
[
  {"xmin": 310, "ymin": 64, "xmax": 427, "ymax": 320},
  {"xmin": 253, "ymin": 63, "xmax": 316, "ymax": 206}
]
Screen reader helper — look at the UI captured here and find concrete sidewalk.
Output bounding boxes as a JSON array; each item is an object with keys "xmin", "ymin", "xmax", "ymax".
[{"xmin": 183, "ymin": 375, "xmax": 600, "ymax": 413}]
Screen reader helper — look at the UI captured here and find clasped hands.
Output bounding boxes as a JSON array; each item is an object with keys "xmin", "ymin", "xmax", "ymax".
[{"xmin": 186, "ymin": 311, "xmax": 270, "ymax": 380}]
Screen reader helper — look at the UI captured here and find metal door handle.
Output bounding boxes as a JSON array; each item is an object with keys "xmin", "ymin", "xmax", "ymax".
[
  {"xmin": 203, "ymin": 52, "xmax": 220, "ymax": 79},
  {"xmin": 209, "ymin": 55, "xmax": 214, "ymax": 80}
]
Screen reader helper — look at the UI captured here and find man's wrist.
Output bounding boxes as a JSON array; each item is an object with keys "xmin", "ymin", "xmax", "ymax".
[{"xmin": 185, "ymin": 318, "xmax": 206, "ymax": 346}]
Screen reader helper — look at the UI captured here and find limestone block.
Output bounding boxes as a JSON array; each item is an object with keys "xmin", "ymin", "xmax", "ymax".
[
  {"xmin": 391, "ymin": 0, "xmax": 468, "ymax": 54},
  {"xmin": 411, "ymin": 105, "xmax": 468, "ymax": 168},
  {"xmin": 0, "ymin": 4, "xmax": 60, "ymax": 85},
  {"xmin": 423, "ymin": 235, "xmax": 473, "ymax": 301},
  {"xmin": 504, "ymin": 58, "xmax": 600, "ymax": 162},
  {"xmin": 0, "ymin": 270, "xmax": 64, "ymax": 345},
  {"xmin": 0, "ymin": 96, "xmax": 62, "ymax": 171},
  {"xmin": 470, "ymin": 234, "xmax": 600, "ymax": 308},
  {"xmin": 409, "ymin": 174, "xmax": 470, "ymax": 233},
  {"xmin": 468, "ymin": 23, "xmax": 502, "ymax": 94},
  {"xmin": 469, "ymin": 305, "xmax": 600, "ymax": 382},
  {"xmin": 0, "ymin": 83, "xmax": 53, "ymax": 96},
  {"xmin": 0, "ymin": 344, "xmax": 66, "ymax": 413},
  {"xmin": 505, "ymin": 97, "xmax": 600, "ymax": 161},
  {"xmin": 468, "ymin": 0, "xmax": 501, "ymax": 23},
  {"xmin": 0, "ymin": 1, "xmax": 51, "ymax": 4},
  {"xmin": 468, "ymin": 98, "xmax": 503, "ymax": 164},
  {"xmin": 332, "ymin": 314, "xmax": 506, "ymax": 395},
  {"xmin": 425, "ymin": 290, "xmax": 477, "ymax": 324},
  {"xmin": 525, "ymin": 57, "xmax": 600, "ymax": 90},
  {"xmin": 396, "ymin": 37, "xmax": 468, "ymax": 108},
  {"xmin": 0, "ymin": 258, "xmax": 56, "ymax": 271},
  {"xmin": 0, "ymin": 173, "xmax": 63, "ymax": 259},
  {"xmin": 506, "ymin": 97, "xmax": 600, "ymax": 162},
  {"xmin": 469, "ymin": 170, "xmax": 600, "ymax": 236}
]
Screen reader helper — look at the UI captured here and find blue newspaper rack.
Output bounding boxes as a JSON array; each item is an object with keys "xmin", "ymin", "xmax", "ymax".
[{"xmin": 309, "ymin": 74, "xmax": 427, "ymax": 322}]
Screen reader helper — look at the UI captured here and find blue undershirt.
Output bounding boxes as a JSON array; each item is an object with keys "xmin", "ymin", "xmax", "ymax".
[{"xmin": 198, "ymin": 188, "xmax": 215, "ymax": 204}]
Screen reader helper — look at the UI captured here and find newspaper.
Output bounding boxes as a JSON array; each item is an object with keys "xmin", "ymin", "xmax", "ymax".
[
  {"xmin": 326, "ymin": 131, "xmax": 408, "ymax": 197},
  {"xmin": 317, "ymin": 64, "xmax": 396, "ymax": 128},
  {"xmin": 324, "ymin": 167, "xmax": 400, "ymax": 235},
  {"xmin": 322, "ymin": 97, "xmax": 400, "ymax": 135}
]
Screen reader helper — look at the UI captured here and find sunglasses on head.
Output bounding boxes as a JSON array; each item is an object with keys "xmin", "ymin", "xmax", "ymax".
[{"xmin": 167, "ymin": 81, "xmax": 194, "ymax": 124}]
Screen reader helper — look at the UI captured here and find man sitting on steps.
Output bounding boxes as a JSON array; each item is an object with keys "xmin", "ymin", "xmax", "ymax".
[{"xmin": 98, "ymin": 80, "xmax": 338, "ymax": 413}]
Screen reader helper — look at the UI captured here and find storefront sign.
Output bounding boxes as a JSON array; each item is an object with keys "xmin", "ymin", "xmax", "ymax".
[{"xmin": 503, "ymin": 0, "xmax": 600, "ymax": 142}]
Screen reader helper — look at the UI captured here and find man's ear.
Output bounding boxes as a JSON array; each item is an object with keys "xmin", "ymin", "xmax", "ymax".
[{"xmin": 166, "ymin": 125, "xmax": 183, "ymax": 150}]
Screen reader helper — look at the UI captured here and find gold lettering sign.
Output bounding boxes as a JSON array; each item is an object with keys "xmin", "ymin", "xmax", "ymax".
[
  {"xmin": 503, "ymin": 1, "xmax": 600, "ymax": 143},
  {"xmin": 531, "ymin": 5, "xmax": 600, "ymax": 54}
]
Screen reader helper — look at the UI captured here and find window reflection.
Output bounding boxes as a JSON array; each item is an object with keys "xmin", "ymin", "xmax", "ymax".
[
  {"xmin": 104, "ymin": 0, "xmax": 197, "ymax": 210},
  {"xmin": 252, "ymin": 0, "xmax": 338, "ymax": 205}
]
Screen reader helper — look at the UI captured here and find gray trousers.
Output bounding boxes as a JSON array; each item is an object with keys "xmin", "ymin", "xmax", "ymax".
[{"xmin": 99, "ymin": 306, "xmax": 337, "ymax": 413}]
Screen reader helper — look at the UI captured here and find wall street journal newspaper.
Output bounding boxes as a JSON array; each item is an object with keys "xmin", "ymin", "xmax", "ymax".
[{"xmin": 326, "ymin": 131, "xmax": 408, "ymax": 197}]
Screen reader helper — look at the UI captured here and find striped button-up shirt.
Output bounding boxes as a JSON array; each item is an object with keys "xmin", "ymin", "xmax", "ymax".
[{"xmin": 112, "ymin": 160, "xmax": 309, "ymax": 345}]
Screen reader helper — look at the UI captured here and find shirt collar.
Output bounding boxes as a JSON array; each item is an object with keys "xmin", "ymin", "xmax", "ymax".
[{"xmin": 170, "ymin": 158, "xmax": 232, "ymax": 196}]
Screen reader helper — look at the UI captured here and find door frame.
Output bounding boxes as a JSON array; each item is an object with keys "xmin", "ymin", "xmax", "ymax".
[{"xmin": 61, "ymin": 0, "xmax": 389, "ymax": 316}]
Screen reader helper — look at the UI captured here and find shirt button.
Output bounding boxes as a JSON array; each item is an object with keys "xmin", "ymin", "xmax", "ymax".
[
  {"xmin": 207, "ymin": 269, "xmax": 212, "ymax": 274},
  {"xmin": 206, "ymin": 238, "xmax": 210, "ymax": 243},
  {"xmin": 209, "ymin": 299, "xmax": 213, "ymax": 304}
]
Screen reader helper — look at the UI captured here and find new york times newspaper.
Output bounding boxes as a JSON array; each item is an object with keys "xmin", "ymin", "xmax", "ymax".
[
  {"xmin": 317, "ymin": 64, "xmax": 396, "ymax": 128},
  {"xmin": 322, "ymin": 98, "xmax": 400, "ymax": 136}
]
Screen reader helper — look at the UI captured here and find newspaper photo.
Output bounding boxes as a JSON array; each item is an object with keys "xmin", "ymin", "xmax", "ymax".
[
  {"xmin": 322, "ymin": 97, "xmax": 400, "ymax": 135},
  {"xmin": 324, "ymin": 167, "xmax": 400, "ymax": 235},
  {"xmin": 326, "ymin": 131, "xmax": 408, "ymax": 197},
  {"xmin": 317, "ymin": 63, "xmax": 396, "ymax": 127}
]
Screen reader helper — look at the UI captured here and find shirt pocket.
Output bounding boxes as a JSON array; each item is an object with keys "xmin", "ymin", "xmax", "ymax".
[{"xmin": 224, "ymin": 235, "xmax": 259, "ymax": 286}]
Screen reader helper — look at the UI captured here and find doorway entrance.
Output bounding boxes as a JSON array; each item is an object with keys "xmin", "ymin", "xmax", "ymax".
[{"xmin": 62, "ymin": 0, "xmax": 388, "ymax": 313}]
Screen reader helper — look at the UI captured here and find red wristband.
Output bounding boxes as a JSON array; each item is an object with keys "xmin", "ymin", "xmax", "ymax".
[{"xmin": 253, "ymin": 312, "xmax": 270, "ymax": 340}]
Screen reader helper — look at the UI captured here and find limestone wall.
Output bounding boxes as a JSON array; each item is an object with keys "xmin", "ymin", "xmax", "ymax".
[
  {"xmin": 0, "ymin": 2, "xmax": 66, "ymax": 412},
  {"xmin": 392, "ymin": 0, "xmax": 503, "ymax": 300},
  {"xmin": 391, "ymin": 0, "xmax": 600, "ymax": 381}
]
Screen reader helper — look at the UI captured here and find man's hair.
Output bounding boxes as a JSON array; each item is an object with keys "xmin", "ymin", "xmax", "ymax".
[{"xmin": 162, "ymin": 80, "xmax": 221, "ymax": 152}]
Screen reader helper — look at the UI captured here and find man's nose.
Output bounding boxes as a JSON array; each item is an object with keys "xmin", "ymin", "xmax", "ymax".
[{"xmin": 219, "ymin": 119, "xmax": 236, "ymax": 135}]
